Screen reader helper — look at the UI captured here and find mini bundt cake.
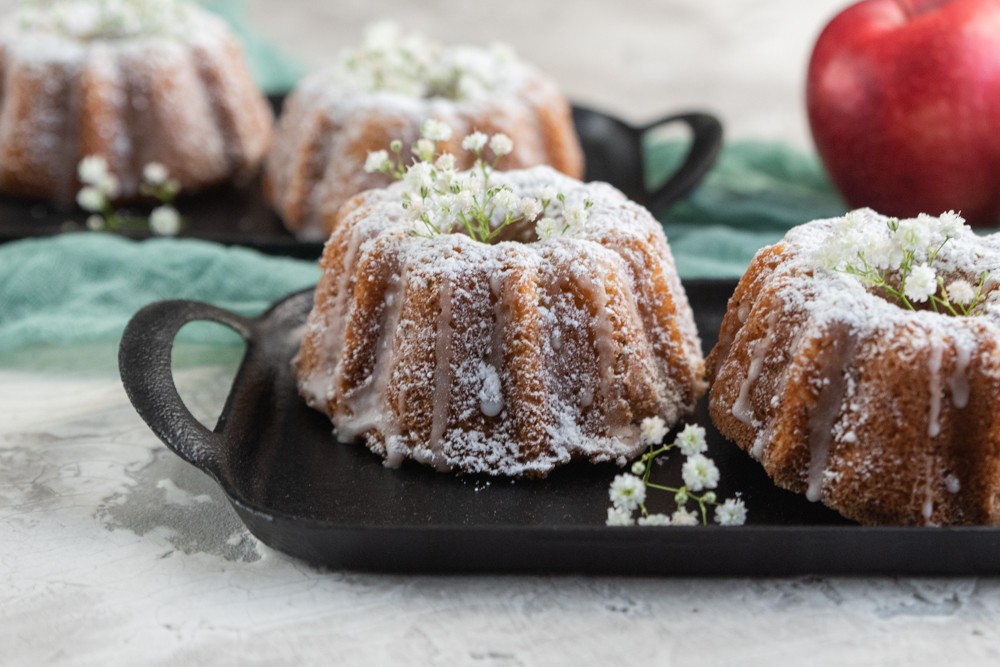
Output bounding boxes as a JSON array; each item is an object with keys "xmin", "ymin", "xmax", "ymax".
[
  {"xmin": 295, "ymin": 164, "xmax": 704, "ymax": 477},
  {"xmin": 265, "ymin": 23, "xmax": 585, "ymax": 240},
  {"xmin": 0, "ymin": 0, "xmax": 273, "ymax": 204},
  {"xmin": 706, "ymin": 209, "xmax": 1000, "ymax": 525}
]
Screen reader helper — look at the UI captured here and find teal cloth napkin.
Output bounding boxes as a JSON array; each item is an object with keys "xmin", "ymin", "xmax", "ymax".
[{"xmin": 0, "ymin": 234, "xmax": 319, "ymax": 368}]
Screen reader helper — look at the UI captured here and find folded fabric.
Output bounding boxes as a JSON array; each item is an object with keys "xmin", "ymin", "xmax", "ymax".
[{"xmin": 0, "ymin": 234, "xmax": 319, "ymax": 368}]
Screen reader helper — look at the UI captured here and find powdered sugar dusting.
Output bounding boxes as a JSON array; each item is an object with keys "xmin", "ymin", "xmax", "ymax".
[
  {"xmin": 264, "ymin": 31, "xmax": 582, "ymax": 240},
  {"xmin": 710, "ymin": 208, "xmax": 1000, "ymax": 523},
  {"xmin": 295, "ymin": 165, "xmax": 704, "ymax": 477}
]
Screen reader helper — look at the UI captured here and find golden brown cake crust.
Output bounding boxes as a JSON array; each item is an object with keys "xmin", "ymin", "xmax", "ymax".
[
  {"xmin": 264, "ymin": 47, "xmax": 584, "ymax": 241},
  {"xmin": 0, "ymin": 5, "xmax": 273, "ymax": 204},
  {"xmin": 295, "ymin": 166, "xmax": 705, "ymax": 478},
  {"xmin": 707, "ymin": 215, "xmax": 1000, "ymax": 525}
]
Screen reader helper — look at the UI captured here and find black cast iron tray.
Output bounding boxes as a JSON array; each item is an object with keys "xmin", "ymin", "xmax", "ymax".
[
  {"xmin": 119, "ymin": 280, "xmax": 1000, "ymax": 575},
  {"xmin": 0, "ymin": 99, "xmax": 722, "ymax": 259}
]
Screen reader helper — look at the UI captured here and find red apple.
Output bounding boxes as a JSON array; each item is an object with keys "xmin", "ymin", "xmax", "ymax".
[{"xmin": 807, "ymin": 0, "xmax": 1000, "ymax": 227}]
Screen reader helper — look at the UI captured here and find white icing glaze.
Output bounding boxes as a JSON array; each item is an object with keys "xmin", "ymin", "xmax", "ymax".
[
  {"xmin": 805, "ymin": 338, "xmax": 855, "ymax": 503},
  {"xmin": 478, "ymin": 363, "xmax": 503, "ymax": 417},
  {"xmin": 922, "ymin": 456, "xmax": 936, "ymax": 524},
  {"xmin": 732, "ymin": 309, "xmax": 778, "ymax": 428},
  {"xmin": 928, "ymin": 338, "xmax": 944, "ymax": 438},
  {"xmin": 946, "ymin": 473, "xmax": 961, "ymax": 494},
  {"xmin": 950, "ymin": 332, "xmax": 974, "ymax": 409}
]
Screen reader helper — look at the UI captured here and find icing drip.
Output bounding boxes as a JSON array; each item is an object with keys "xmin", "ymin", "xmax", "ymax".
[
  {"xmin": 487, "ymin": 268, "xmax": 507, "ymax": 417},
  {"xmin": 922, "ymin": 456, "xmax": 935, "ymax": 524},
  {"xmin": 576, "ymin": 263, "xmax": 618, "ymax": 415},
  {"xmin": 336, "ymin": 271, "xmax": 406, "ymax": 446},
  {"xmin": 732, "ymin": 309, "xmax": 779, "ymax": 427},
  {"xmin": 327, "ymin": 222, "xmax": 364, "ymax": 384},
  {"xmin": 927, "ymin": 339, "xmax": 943, "ymax": 438},
  {"xmin": 427, "ymin": 280, "xmax": 454, "ymax": 470},
  {"xmin": 945, "ymin": 473, "xmax": 961, "ymax": 494},
  {"xmin": 950, "ymin": 334, "xmax": 973, "ymax": 409},
  {"xmin": 478, "ymin": 363, "xmax": 503, "ymax": 417},
  {"xmin": 805, "ymin": 337, "xmax": 856, "ymax": 503}
]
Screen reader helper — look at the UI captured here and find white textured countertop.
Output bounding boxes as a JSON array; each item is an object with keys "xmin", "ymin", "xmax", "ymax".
[
  {"xmin": 4, "ymin": 363, "xmax": 1000, "ymax": 666},
  {"xmin": 4, "ymin": 1, "xmax": 1000, "ymax": 665}
]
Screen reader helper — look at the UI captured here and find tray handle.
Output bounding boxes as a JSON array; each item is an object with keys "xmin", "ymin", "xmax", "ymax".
[
  {"xmin": 641, "ymin": 111, "xmax": 723, "ymax": 215},
  {"xmin": 118, "ymin": 299, "xmax": 253, "ymax": 478}
]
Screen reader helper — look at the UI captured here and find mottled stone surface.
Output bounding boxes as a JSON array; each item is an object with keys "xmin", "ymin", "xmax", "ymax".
[{"xmin": 4, "ymin": 362, "xmax": 1000, "ymax": 666}]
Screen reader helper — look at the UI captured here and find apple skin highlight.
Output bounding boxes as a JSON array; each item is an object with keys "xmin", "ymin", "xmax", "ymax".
[{"xmin": 807, "ymin": 0, "xmax": 1000, "ymax": 227}]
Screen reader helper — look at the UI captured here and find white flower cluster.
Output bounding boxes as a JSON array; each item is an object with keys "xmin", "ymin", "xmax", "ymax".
[
  {"xmin": 816, "ymin": 209, "xmax": 987, "ymax": 314},
  {"xmin": 365, "ymin": 119, "xmax": 590, "ymax": 244},
  {"xmin": 331, "ymin": 22, "xmax": 514, "ymax": 100},
  {"xmin": 606, "ymin": 418, "xmax": 748, "ymax": 527},
  {"xmin": 19, "ymin": 0, "xmax": 192, "ymax": 40},
  {"xmin": 76, "ymin": 155, "xmax": 182, "ymax": 236}
]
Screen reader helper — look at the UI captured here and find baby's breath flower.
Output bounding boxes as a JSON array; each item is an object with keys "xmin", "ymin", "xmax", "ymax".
[
  {"xmin": 681, "ymin": 454, "xmax": 720, "ymax": 492},
  {"xmin": 822, "ymin": 209, "xmax": 983, "ymax": 316},
  {"xmin": 937, "ymin": 210, "xmax": 966, "ymax": 238},
  {"xmin": 639, "ymin": 416, "xmax": 668, "ymax": 446},
  {"xmin": 149, "ymin": 205, "xmax": 181, "ymax": 236},
  {"xmin": 606, "ymin": 506, "xmax": 635, "ymax": 527},
  {"xmin": 565, "ymin": 202, "xmax": 589, "ymax": 227},
  {"xmin": 462, "ymin": 131, "xmax": 488, "ymax": 153},
  {"xmin": 488, "ymin": 133, "xmax": 513, "ymax": 157},
  {"xmin": 142, "ymin": 162, "xmax": 169, "ymax": 186},
  {"xmin": 535, "ymin": 217, "xmax": 560, "ymax": 241},
  {"xmin": 637, "ymin": 513, "xmax": 671, "ymax": 526},
  {"xmin": 454, "ymin": 189, "xmax": 475, "ymax": 214},
  {"xmin": 671, "ymin": 508, "xmax": 699, "ymax": 526},
  {"xmin": 518, "ymin": 197, "xmax": 541, "ymax": 220},
  {"xmin": 815, "ymin": 242, "xmax": 845, "ymax": 271},
  {"xmin": 413, "ymin": 138, "xmax": 436, "ymax": 162},
  {"xmin": 494, "ymin": 187, "xmax": 519, "ymax": 216},
  {"xmin": 947, "ymin": 279, "xmax": 976, "ymax": 306},
  {"xmin": 607, "ymin": 418, "xmax": 748, "ymax": 528},
  {"xmin": 76, "ymin": 186, "xmax": 105, "ymax": 212},
  {"xmin": 364, "ymin": 149, "xmax": 391, "ymax": 174},
  {"xmin": 895, "ymin": 216, "xmax": 932, "ymax": 254},
  {"xmin": 714, "ymin": 498, "xmax": 748, "ymax": 526},
  {"xmin": 609, "ymin": 473, "xmax": 646, "ymax": 512},
  {"xmin": 404, "ymin": 161, "xmax": 435, "ymax": 191},
  {"xmin": 675, "ymin": 423, "xmax": 707, "ymax": 456},
  {"xmin": 435, "ymin": 152, "xmax": 456, "ymax": 172},
  {"xmin": 537, "ymin": 185, "xmax": 556, "ymax": 203},
  {"xmin": 77, "ymin": 153, "xmax": 183, "ymax": 236},
  {"xmin": 904, "ymin": 263, "xmax": 937, "ymax": 303},
  {"xmin": 78, "ymin": 155, "xmax": 109, "ymax": 185},
  {"xmin": 421, "ymin": 118, "xmax": 453, "ymax": 142}
]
